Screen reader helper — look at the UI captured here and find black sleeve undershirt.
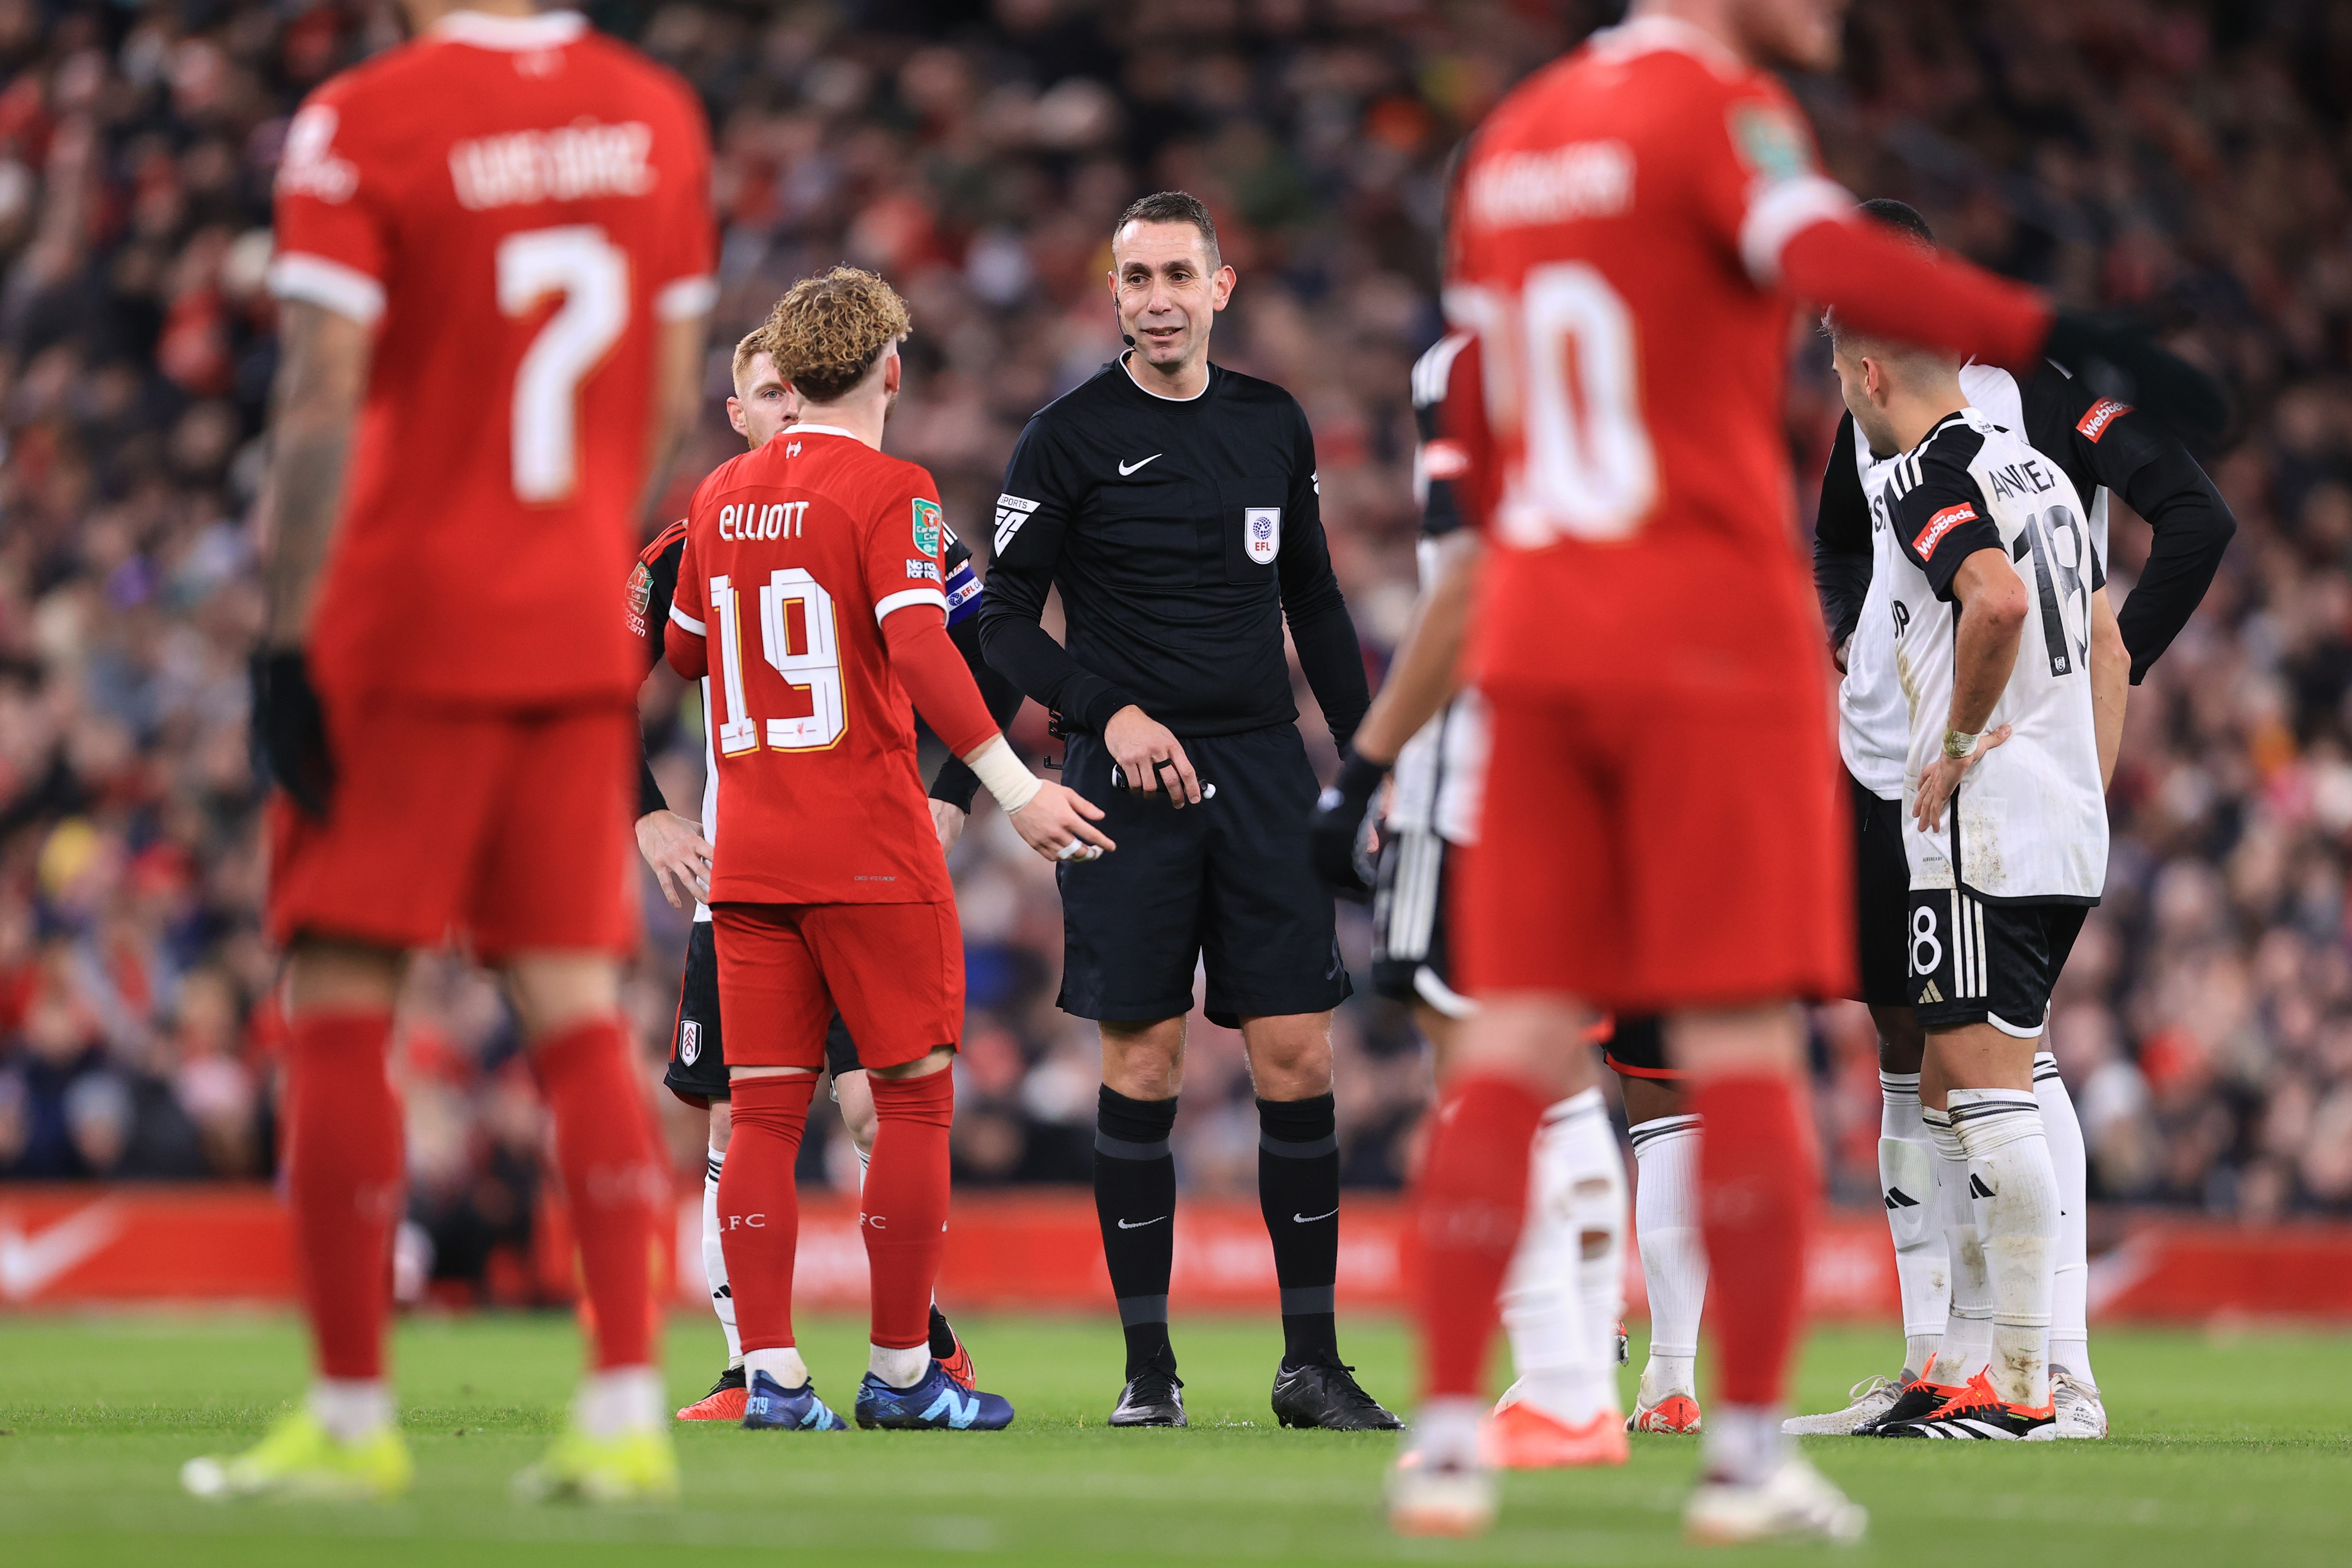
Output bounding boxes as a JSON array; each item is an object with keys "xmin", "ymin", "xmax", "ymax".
[{"xmin": 1812, "ymin": 412, "xmax": 1874, "ymax": 654}]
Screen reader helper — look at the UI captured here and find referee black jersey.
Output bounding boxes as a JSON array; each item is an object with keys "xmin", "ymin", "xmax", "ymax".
[{"xmin": 977, "ymin": 356, "xmax": 1369, "ymax": 746}]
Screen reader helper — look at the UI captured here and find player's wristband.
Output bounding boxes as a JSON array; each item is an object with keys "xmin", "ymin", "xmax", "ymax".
[
  {"xmin": 964, "ymin": 734, "xmax": 1043, "ymax": 815},
  {"xmin": 1942, "ymin": 727, "xmax": 1982, "ymax": 760}
]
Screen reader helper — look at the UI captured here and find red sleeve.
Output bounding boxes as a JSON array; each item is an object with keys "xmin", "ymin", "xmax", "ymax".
[
  {"xmin": 267, "ymin": 86, "xmax": 394, "ymax": 325},
  {"xmin": 863, "ymin": 465, "xmax": 954, "ymax": 630},
  {"xmin": 1686, "ymin": 70, "xmax": 2051, "ymax": 372},
  {"xmin": 882, "ymin": 612, "xmax": 1000, "ymax": 759},
  {"xmin": 648, "ymin": 71, "xmax": 717, "ymax": 323},
  {"xmin": 664, "ymin": 527, "xmax": 708, "ymax": 680}
]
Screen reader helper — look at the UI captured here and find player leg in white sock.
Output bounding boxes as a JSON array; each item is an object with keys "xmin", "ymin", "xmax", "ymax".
[
  {"xmin": 1486, "ymin": 1088, "xmax": 1629, "ymax": 1466},
  {"xmin": 2035, "ymin": 1052, "xmax": 2092, "ymax": 1386},
  {"xmin": 702, "ymin": 1140, "xmax": 742, "ymax": 1369},
  {"xmin": 1879, "ymin": 1070, "xmax": 1947, "ymax": 1378},
  {"xmin": 1925, "ymin": 1106, "xmax": 1993, "ymax": 1388},
  {"xmin": 1950, "ymin": 1087, "xmax": 2058, "ymax": 1418},
  {"xmin": 1627, "ymin": 1111, "xmax": 1705, "ymax": 1430}
]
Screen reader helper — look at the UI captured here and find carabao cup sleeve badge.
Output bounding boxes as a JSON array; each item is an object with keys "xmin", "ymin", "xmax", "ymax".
[
  {"xmin": 1245, "ymin": 506, "xmax": 1281, "ymax": 565},
  {"xmin": 913, "ymin": 497, "xmax": 944, "ymax": 557}
]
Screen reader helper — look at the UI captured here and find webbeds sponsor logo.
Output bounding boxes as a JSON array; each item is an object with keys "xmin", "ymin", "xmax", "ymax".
[
  {"xmin": 2076, "ymin": 397, "xmax": 2131, "ymax": 442},
  {"xmin": 1912, "ymin": 503, "xmax": 1977, "ymax": 560}
]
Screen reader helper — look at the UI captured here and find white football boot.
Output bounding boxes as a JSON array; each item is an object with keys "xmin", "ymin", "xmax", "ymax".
[
  {"xmin": 2048, "ymin": 1370, "xmax": 2107, "ymax": 1439},
  {"xmin": 1781, "ymin": 1374, "xmax": 1905, "ymax": 1436},
  {"xmin": 1685, "ymin": 1457, "xmax": 1869, "ymax": 1545}
]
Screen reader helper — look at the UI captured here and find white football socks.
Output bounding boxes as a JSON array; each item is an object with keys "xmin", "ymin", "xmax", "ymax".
[
  {"xmin": 1628, "ymin": 1112, "xmax": 1705, "ymax": 1404},
  {"xmin": 1950, "ymin": 1088, "xmax": 2058, "ymax": 1410},
  {"xmin": 745, "ymin": 1346, "xmax": 811, "ymax": 1391},
  {"xmin": 576, "ymin": 1365, "xmax": 663, "ymax": 1438},
  {"xmin": 1924, "ymin": 1106, "xmax": 1992, "ymax": 1386},
  {"xmin": 870, "ymin": 1343, "xmax": 929, "ymax": 1389},
  {"xmin": 702, "ymin": 1143, "xmax": 743, "ymax": 1368},
  {"xmin": 1498, "ymin": 1089, "xmax": 1625, "ymax": 1427},
  {"xmin": 2035, "ymin": 1052, "xmax": 2095, "ymax": 1388},
  {"xmin": 308, "ymin": 1378, "xmax": 393, "ymax": 1443},
  {"xmin": 1878, "ymin": 1071, "xmax": 1948, "ymax": 1378}
]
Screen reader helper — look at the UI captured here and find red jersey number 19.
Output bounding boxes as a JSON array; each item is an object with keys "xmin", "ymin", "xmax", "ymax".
[
  {"xmin": 1451, "ymin": 263, "xmax": 1655, "ymax": 545},
  {"xmin": 711, "ymin": 569, "xmax": 847, "ymax": 755},
  {"xmin": 497, "ymin": 225, "xmax": 629, "ymax": 504}
]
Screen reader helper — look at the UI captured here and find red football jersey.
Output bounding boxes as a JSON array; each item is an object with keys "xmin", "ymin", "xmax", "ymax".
[
  {"xmin": 666, "ymin": 427, "xmax": 960, "ymax": 906},
  {"xmin": 1446, "ymin": 16, "xmax": 1859, "ymax": 704},
  {"xmin": 269, "ymin": 10, "xmax": 714, "ymax": 705}
]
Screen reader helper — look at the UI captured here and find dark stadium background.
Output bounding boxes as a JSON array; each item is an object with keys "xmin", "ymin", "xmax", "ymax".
[{"xmin": 1, "ymin": 0, "xmax": 2348, "ymax": 1301}]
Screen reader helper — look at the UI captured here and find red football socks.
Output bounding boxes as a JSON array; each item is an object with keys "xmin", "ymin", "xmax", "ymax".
[
  {"xmin": 286, "ymin": 1012, "xmax": 404, "ymax": 1381},
  {"xmin": 1690, "ymin": 1072, "xmax": 1818, "ymax": 1408},
  {"xmin": 1412, "ymin": 1072, "xmax": 1547, "ymax": 1399},
  {"xmin": 863, "ymin": 1068, "xmax": 955, "ymax": 1351},
  {"xmin": 534, "ymin": 1018, "xmax": 665, "ymax": 1371},
  {"xmin": 717, "ymin": 1072, "xmax": 816, "ymax": 1356}
]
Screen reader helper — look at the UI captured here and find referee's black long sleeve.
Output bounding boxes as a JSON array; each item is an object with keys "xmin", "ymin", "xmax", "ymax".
[{"xmin": 1813, "ymin": 413, "xmax": 1874, "ymax": 655}]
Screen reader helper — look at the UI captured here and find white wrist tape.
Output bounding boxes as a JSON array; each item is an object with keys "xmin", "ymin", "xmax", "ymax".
[{"xmin": 965, "ymin": 735, "xmax": 1042, "ymax": 815}]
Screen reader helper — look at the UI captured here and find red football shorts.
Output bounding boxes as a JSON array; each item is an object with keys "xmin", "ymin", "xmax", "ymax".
[
  {"xmin": 1457, "ymin": 685, "xmax": 1854, "ymax": 1012},
  {"xmin": 268, "ymin": 699, "xmax": 635, "ymax": 961},
  {"xmin": 711, "ymin": 900, "xmax": 964, "ymax": 1073}
]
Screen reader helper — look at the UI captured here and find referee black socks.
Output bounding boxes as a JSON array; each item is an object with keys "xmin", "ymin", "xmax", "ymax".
[
  {"xmin": 1257, "ymin": 1093, "xmax": 1341, "ymax": 1369},
  {"xmin": 1094, "ymin": 1085, "xmax": 1179, "ymax": 1379}
]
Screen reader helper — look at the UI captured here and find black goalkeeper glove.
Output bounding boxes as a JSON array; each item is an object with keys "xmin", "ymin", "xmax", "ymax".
[
  {"xmin": 1309, "ymin": 749, "xmax": 1389, "ymax": 897},
  {"xmin": 2043, "ymin": 308, "xmax": 2231, "ymax": 450},
  {"xmin": 251, "ymin": 648, "xmax": 335, "ymax": 820}
]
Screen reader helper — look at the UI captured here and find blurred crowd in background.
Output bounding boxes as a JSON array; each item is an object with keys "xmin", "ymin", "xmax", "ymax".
[{"xmin": 3, "ymin": 0, "xmax": 2352, "ymax": 1297}]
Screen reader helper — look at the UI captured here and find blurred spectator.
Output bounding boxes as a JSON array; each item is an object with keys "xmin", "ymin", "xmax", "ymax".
[{"xmin": 4, "ymin": 0, "xmax": 2352, "ymax": 1233}]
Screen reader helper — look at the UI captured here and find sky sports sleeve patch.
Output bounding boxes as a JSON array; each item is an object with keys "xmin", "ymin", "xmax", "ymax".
[
  {"xmin": 2076, "ymin": 397, "xmax": 2132, "ymax": 442},
  {"xmin": 912, "ymin": 497, "xmax": 944, "ymax": 557},
  {"xmin": 1913, "ymin": 502, "xmax": 1979, "ymax": 560}
]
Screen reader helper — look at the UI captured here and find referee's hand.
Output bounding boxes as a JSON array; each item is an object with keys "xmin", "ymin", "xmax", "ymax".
[
  {"xmin": 1105, "ymin": 704, "xmax": 1203, "ymax": 807},
  {"xmin": 1009, "ymin": 782, "xmax": 1116, "ymax": 864}
]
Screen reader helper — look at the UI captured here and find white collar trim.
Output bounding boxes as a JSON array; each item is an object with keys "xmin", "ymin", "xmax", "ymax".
[
  {"xmin": 784, "ymin": 423, "xmax": 862, "ymax": 442},
  {"xmin": 434, "ymin": 10, "xmax": 588, "ymax": 51},
  {"xmin": 1590, "ymin": 14, "xmax": 1747, "ymax": 78},
  {"xmin": 1120, "ymin": 351, "xmax": 1209, "ymax": 402}
]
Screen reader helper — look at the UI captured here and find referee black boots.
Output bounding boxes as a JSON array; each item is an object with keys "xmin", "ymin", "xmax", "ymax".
[
  {"xmin": 1109, "ymin": 1367, "xmax": 1187, "ymax": 1427},
  {"xmin": 1271, "ymin": 1361, "xmax": 1404, "ymax": 1431}
]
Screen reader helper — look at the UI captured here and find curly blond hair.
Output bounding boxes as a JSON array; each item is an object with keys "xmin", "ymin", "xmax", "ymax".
[{"xmin": 760, "ymin": 266, "xmax": 911, "ymax": 403}]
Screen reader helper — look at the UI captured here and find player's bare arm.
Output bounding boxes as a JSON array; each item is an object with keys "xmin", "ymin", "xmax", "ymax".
[
  {"xmin": 1913, "ymin": 547, "xmax": 2023, "ymax": 833},
  {"xmin": 2090, "ymin": 587, "xmax": 2127, "ymax": 791},
  {"xmin": 635, "ymin": 809, "xmax": 711, "ymax": 909},
  {"xmin": 1352, "ymin": 533, "xmax": 1482, "ymax": 767},
  {"xmin": 640, "ymin": 312, "xmax": 710, "ymax": 518}
]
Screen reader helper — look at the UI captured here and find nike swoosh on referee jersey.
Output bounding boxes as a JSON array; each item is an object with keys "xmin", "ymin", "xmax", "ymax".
[
  {"xmin": 1292, "ymin": 1208, "xmax": 1339, "ymax": 1224},
  {"xmin": 1117, "ymin": 454, "xmax": 1162, "ymax": 476},
  {"xmin": 1116, "ymin": 1215, "xmax": 1169, "ymax": 1229}
]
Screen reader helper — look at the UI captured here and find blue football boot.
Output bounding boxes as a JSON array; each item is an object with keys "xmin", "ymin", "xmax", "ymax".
[
  {"xmin": 854, "ymin": 1359, "xmax": 1015, "ymax": 1431},
  {"xmin": 740, "ymin": 1369, "xmax": 848, "ymax": 1431}
]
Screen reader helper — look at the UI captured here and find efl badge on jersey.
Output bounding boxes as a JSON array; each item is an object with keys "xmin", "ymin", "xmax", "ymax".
[
  {"xmin": 679, "ymin": 1019, "xmax": 702, "ymax": 1066},
  {"xmin": 1245, "ymin": 506, "xmax": 1282, "ymax": 565},
  {"xmin": 912, "ymin": 497, "xmax": 944, "ymax": 558}
]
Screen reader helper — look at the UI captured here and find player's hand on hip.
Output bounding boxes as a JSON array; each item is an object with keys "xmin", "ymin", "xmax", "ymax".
[
  {"xmin": 1008, "ymin": 782, "xmax": 1115, "ymax": 864},
  {"xmin": 250, "ymin": 648, "xmax": 336, "ymax": 820},
  {"xmin": 1104, "ymin": 704, "xmax": 1201, "ymax": 806},
  {"xmin": 930, "ymin": 798, "xmax": 968, "ymax": 853},
  {"xmin": 1912, "ymin": 724, "xmax": 2011, "ymax": 833},
  {"xmin": 634, "ymin": 809, "xmax": 713, "ymax": 909}
]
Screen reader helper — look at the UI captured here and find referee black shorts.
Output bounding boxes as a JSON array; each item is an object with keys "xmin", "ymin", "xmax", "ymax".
[
  {"xmin": 1056, "ymin": 723, "xmax": 1352, "ymax": 1028},
  {"xmin": 1848, "ymin": 768, "xmax": 1913, "ymax": 1010},
  {"xmin": 663, "ymin": 921, "xmax": 862, "ymax": 1107}
]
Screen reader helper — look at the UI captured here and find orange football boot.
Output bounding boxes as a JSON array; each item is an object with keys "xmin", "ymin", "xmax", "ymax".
[
  {"xmin": 1480, "ymin": 1401, "xmax": 1631, "ymax": 1469},
  {"xmin": 1630, "ymin": 1392, "xmax": 1703, "ymax": 1434},
  {"xmin": 675, "ymin": 1370, "xmax": 749, "ymax": 1422}
]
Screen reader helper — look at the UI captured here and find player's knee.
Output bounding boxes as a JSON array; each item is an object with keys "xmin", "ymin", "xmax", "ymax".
[
  {"xmin": 1871, "ymin": 1004, "xmax": 1927, "ymax": 1073},
  {"xmin": 1100, "ymin": 1018, "xmax": 1185, "ymax": 1098},
  {"xmin": 1667, "ymin": 1002, "xmax": 1804, "ymax": 1079},
  {"xmin": 284, "ymin": 937, "xmax": 405, "ymax": 1017},
  {"xmin": 504, "ymin": 953, "xmax": 620, "ymax": 1042},
  {"xmin": 1447, "ymin": 997, "xmax": 1599, "ymax": 1098}
]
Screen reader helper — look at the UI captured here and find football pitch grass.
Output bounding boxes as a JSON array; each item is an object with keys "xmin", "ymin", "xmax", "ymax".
[{"xmin": 2, "ymin": 1313, "xmax": 2347, "ymax": 1567}]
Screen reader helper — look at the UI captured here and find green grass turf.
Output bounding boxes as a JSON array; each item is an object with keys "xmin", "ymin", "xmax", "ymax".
[{"xmin": 1, "ymin": 1312, "xmax": 2347, "ymax": 1566}]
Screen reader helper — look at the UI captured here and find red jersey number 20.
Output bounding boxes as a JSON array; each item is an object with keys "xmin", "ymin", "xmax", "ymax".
[{"xmin": 1447, "ymin": 264, "xmax": 1657, "ymax": 546}]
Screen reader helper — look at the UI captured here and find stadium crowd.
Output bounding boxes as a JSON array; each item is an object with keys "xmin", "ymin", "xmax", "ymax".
[{"xmin": 1, "ymin": 0, "xmax": 2349, "ymax": 1281}]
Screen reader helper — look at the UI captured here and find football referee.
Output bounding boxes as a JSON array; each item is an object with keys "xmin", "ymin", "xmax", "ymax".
[{"xmin": 979, "ymin": 192, "xmax": 1396, "ymax": 1431}]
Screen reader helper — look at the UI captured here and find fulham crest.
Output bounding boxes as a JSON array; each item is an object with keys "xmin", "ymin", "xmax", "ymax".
[
  {"xmin": 679, "ymin": 1019, "xmax": 703, "ymax": 1066},
  {"xmin": 1245, "ymin": 506, "xmax": 1281, "ymax": 565}
]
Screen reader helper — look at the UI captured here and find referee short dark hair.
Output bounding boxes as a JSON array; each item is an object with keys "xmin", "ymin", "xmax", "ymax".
[{"xmin": 1116, "ymin": 191, "xmax": 1219, "ymax": 267}]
